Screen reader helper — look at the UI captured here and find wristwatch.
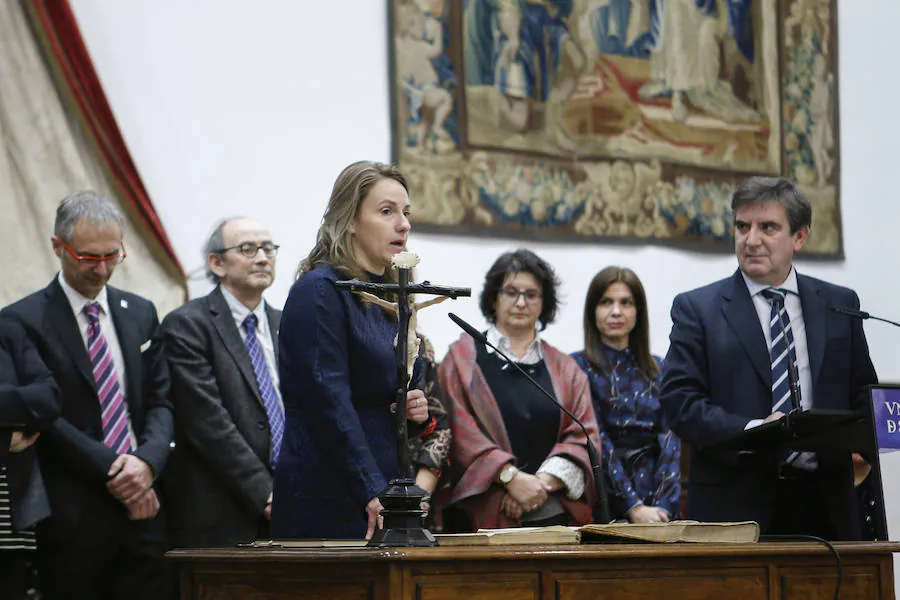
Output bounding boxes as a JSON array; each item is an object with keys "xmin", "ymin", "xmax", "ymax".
[{"xmin": 499, "ymin": 464, "xmax": 519, "ymax": 485}]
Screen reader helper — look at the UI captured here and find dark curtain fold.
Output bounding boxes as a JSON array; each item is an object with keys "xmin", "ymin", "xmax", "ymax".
[{"xmin": 27, "ymin": 0, "xmax": 185, "ymax": 285}]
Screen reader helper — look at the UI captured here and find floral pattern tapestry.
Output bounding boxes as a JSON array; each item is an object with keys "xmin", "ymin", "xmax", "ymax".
[{"xmin": 390, "ymin": 0, "xmax": 841, "ymax": 255}]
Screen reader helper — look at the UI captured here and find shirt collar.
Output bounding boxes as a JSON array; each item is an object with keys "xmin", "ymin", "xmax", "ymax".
[
  {"xmin": 485, "ymin": 324, "xmax": 544, "ymax": 364},
  {"xmin": 219, "ymin": 285, "xmax": 267, "ymax": 330},
  {"xmin": 741, "ymin": 266, "xmax": 799, "ymax": 298},
  {"xmin": 602, "ymin": 343, "xmax": 632, "ymax": 361},
  {"xmin": 57, "ymin": 272, "xmax": 110, "ymax": 317}
]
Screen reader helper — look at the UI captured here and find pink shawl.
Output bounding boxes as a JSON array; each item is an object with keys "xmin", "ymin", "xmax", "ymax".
[{"xmin": 438, "ymin": 333, "xmax": 600, "ymax": 530}]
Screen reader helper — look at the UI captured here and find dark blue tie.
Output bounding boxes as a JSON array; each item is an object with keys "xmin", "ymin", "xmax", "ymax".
[
  {"xmin": 242, "ymin": 314, "xmax": 284, "ymax": 467},
  {"xmin": 760, "ymin": 288, "xmax": 801, "ymax": 413}
]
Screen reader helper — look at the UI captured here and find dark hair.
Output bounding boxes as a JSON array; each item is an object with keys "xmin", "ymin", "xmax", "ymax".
[
  {"xmin": 479, "ymin": 249, "xmax": 560, "ymax": 331},
  {"xmin": 583, "ymin": 266, "xmax": 658, "ymax": 380},
  {"xmin": 731, "ymin": 176, "xmax": 811, "ymax": 233}
]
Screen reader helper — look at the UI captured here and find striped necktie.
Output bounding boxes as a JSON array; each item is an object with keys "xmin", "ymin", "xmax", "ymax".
[
  {"xmin": 242, "ymin": 314, "xmax": 284, "ymax": 467},
  {"xmin": 760, "ymin": 288, "xmax": 801, "ymax": 414},
  {"xmin": 84, "ymin": 302, "xmax": 133, "ymax": 454}
]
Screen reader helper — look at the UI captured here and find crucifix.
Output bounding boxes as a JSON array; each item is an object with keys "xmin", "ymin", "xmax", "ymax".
[{"xmin": 334, "ymin": 251, "xmax": 470, "ymax": 547}]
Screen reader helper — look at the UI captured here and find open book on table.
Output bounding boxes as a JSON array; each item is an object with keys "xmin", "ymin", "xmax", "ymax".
[
  {"xmin": 240, "ymin": 539, "xmax": 369, "ymax": 549},
  {"xmin": 435, "ymin": 521, "xmax": 759, "ymax": 546},
  {"xmin": 435, "ymin": 525, "xmax": 580, "ymax": 546},
  {"xmin": 580, "ymin": 520, "xmax": 759, "ymax": 544}
]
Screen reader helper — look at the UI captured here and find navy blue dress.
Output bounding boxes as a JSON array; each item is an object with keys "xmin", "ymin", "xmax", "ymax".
[
  {"xmin": 272, "ymin": 266, "xmax": 404, "ymax": 539},
  {"xmin": 571, "ymin": 347, "xmax": 681, "ymax": 519}
]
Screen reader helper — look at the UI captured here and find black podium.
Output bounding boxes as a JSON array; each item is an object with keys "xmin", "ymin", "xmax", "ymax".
[
  {"xmin": 708, "ymin": 409, "xmax": 874, "ymax": 455},
  {"xmin": 708, "ymin": 407, "xmax": 887, "ymax": 540}
]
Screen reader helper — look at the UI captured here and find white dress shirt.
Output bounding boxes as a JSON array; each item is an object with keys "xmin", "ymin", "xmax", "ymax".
[
  {"xmin": 486, "ymin": 324, "xmax": 544, "ymax": 365},
  {"xmin": 58, "ymin": 272, "xmax": 137, "ymax": 448},
  {"xmin": 220, "ymin": 286, "xmax": 283, "ymax": 409}
]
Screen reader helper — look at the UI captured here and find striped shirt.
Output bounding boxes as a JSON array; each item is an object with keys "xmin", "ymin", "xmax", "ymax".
[{"xmin": 0, "ymin": 466, "xmax": 36, "ymax": 551}]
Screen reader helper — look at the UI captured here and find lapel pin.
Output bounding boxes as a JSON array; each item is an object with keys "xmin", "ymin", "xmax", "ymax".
[{"xmin": 121, "ymin": 299, "xmax": 129, "ymax": 309}]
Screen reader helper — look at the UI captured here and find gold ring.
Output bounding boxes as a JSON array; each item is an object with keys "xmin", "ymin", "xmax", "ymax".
[
  {"xmin": 531, "ymin": 505, "xmax": 538, "ymax": 511},
  {"xmin": 417, "ymin": 398, "xmax": 422, "ymax": 407}
]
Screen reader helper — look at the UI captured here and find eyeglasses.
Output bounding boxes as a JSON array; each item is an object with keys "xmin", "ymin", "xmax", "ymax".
[
  {"xmin": 500, "ymin": 286, "xmax": 542, "ymax": 304},
  {"xmin": 59, "ymin": 239, "xmax": 126, "ymax": 266},
  {"xmin": 217, "ymin": 242, "xmax": 280, "ymax": 259}
]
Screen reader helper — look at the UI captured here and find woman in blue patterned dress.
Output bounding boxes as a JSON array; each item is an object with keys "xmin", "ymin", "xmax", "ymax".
[{"xmin": 571, "ymin": 266, "xmax": 681, "ymax": 523}]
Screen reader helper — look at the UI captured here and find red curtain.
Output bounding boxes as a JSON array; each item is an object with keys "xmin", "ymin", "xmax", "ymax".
[{"xmin": 28, "ymin": 0, "xmax": 185, "ymax": 282}]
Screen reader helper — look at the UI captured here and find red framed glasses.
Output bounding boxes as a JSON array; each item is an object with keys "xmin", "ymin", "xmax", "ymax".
[{"xmin": 59, "ymin": 239, "xmax": 127, "ymax": 266}]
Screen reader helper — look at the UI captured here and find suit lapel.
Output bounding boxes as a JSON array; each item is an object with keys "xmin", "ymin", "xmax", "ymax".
[
  {"xmin": 45, "ymin": 280, "xmax": 95, "ymax": 390},
  {"xmin": 798, "ymin": 275, "xmax": 826, "ymax": 396},
  {"xmin": 721, "ymin": 270, "xmax": 770, "ymax": 387},
  {"xmin": 107, "ymin": 287, "xmax": 141, "ymax": 404},
  {"xmin": 265, "ymin": 302, "xmax": 281, "ymax": 364},
  {"xmin": 209, "ymin": 287, "xmax": 264, "ymax": 407}
]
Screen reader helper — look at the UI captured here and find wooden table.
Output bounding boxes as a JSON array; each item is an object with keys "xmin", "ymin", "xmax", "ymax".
[{"xmin": 169, "ymin": 541, "xmax": 900, "ymax": 599}]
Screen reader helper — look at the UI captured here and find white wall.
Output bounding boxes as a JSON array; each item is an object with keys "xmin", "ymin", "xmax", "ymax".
[{"xmin": 71, "ymin": 0, "xmax": 899, "ymax": 541}]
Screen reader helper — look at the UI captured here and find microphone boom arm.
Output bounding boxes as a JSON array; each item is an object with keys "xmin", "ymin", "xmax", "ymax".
[{"xmin": 831, "ymin": 305, "xmax": 900, "ymax": 328}]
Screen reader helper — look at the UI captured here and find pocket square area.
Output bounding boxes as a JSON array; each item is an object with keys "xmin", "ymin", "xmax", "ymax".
[{"xmin": 140, "ymin": 340, "xmax": 152, "ymax": 353}]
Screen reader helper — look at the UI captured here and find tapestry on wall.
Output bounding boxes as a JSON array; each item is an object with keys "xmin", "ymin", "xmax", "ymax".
[{"xmin": 389, "ymin": 0, "xmax": 841, "ymax": 255}]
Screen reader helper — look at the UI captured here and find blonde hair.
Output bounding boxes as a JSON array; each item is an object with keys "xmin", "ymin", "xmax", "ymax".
[{"xmin": 297, "ymin": 161, "xmax": 408, "ymax": 282}]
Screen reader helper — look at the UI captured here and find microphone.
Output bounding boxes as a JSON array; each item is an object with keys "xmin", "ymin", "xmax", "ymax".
[
  {"xmin": 832, "ymin": 306, "xmax": 900, "ymax": 328},
  {"xmin": 447, "ymin": 312, "xmax": 611, "ymax": 523},
  {"xmin": 769, "ymin": 295, "xmax": 802, "ymax": 414}
]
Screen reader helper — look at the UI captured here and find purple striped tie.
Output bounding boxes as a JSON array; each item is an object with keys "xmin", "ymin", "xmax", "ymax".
[
  {"xmin": 242, "ymin": 314, "xmax": 284, "ymax": 466},
  {"xmin": 84, "ymin": 303, "xmax": 132, "ymax": 454}
]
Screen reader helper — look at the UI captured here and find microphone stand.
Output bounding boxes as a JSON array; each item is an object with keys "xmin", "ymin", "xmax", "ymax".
[{"xmin": 448, "ymin": 313, "xmax": 611, "ymax": 524}]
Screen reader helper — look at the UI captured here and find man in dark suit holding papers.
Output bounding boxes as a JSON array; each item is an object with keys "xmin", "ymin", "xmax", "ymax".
[{"xmin": 660, "ymin": 176, "xmax": 877, "ymax": 540}]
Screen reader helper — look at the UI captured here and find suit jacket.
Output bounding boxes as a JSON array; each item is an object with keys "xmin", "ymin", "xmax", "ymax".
[
  {"xmin": 0, "ymin": 319, "xmax": 60, "ymax": 530},
  {"xmin": 161, "ymin": 286, "xmax": 281, "ymax": 547},
  {"xmin": 0, "ymin": 278, "xmax": 173, "ymax": 547},
  {"xmin": 660, "ymin": 270, "xmax": 878, "ymax": 539}
]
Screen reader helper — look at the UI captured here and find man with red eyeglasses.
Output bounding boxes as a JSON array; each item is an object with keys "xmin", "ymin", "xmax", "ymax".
[{"xmin": 0, "ymin": 190, "xmax": 173, "ymax": 600}]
